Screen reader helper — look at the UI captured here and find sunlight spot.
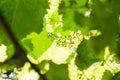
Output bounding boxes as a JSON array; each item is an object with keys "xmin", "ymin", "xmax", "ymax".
[
  {"xmin": 55, "ymin": 22, "xmax": 63, "ymax": 27},
  {"xmin": 37, "ymin": 42, "xmax": 72, "ymax": 64},
  {"xmin": 84, "ymin": 30, "xmax": 101, "ymax": 40},
  {"xmin": 49, "ymin": 0, "xmax": 58, "ymax": 4},
  {"xmin": 59, "ymin": 15, "xmax": 63, "ymax": 21},
  {"xmin": 70, "ymin": 47, "xmax": 76, "ymax": 53},
  {"xmin": 88, "ymin": 0, "xmax": 92, "ymax": 5},
  {"xmin": 41, "ymin": 63, "xmax": 49, "ymax": 74},
  {"xmin": 46, "ymin": 24, "xmax": 54, "ymax": 32},
  {"xmin": 70, "ymin": 31, "xmax": 74, "ymax": 36},
  {"xmin": 47, "ymin": 0, "xmax": 60, "ymax": 17},
  {"xmin": 68, "ymin": 53, "xmax": 78, "ymax": 80},
  {"xmin": 77, "ymin": 30, "xmax": 82, "ymax": 34},
  {"xmin": 84, "ymin": 36, "xmax": 90, "ymax": 40},
  {"xmin": 89, "ymin": 30, "xmax": 101, "ymax": 37},
  {"xmin": 92, "ymin": 62, "xmax": 99, "ymax": 68},
  {"xmin": 44, "ymin": 14, "xmax": 50, "ymax": 22},
  {"xmin": 16, "ymin": 62, "xmax": 39, "ymax": 80},
  {"xmin": 0, "ymin": 44, "xmax": 8, "ymax": 62},
  {"xmin": 104, "ymin": 46, "xmax": 110, "ymax": 60},
  {"xmin": 50, "ymin": 42, "xmax": 72, "ymax": 64},
  {"xmin": 56, "ymin": 33, "xmax": 61, "ymax": 37},
  {"xmin": 27, "ymin": 55, "xmax": 38, "ymax": 64},
  {"xmin": 84, "ymin": 9, "xmax": 91, "ymax": 17},
  {"xmin": 44, "ymin": 63, "xmax": 49, "ymax": 71},
  {"xmin": 113, "ymin": 61, "xmax": 120, "ymax": 67},
  {"xmin": 9, "ymin": 72, "xmax": 17, "ymax": 79},
  {"xmin": 1, "ymin": 73, "xmax": 7, "ymax": 79}
]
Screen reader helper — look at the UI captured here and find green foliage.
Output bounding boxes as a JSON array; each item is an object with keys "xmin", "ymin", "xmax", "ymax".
[
  {"xmin": 61, "ymin": 10, "xmax": 80, "ymax": 31},
  {"xmin": 0, "ymin": 0, "xmax": 120, "ymax": 80},
  {"xmin": 75, "ymin": 40, "xmax": 99, "ymax": 70},
  {"xmin": 75, "ymin": 0, "xmax": 87, "ymax": 7},
  {"xmin": 88, "ymin": 0, "xmax": 119, "ymax": 53},
  {"xmin": 101, "ymin": 70, "xmax": 112, "ymax": 80},
  {"xmin": 22, "ymin": 31, "xmax": 52, "ymax": 59},
  {"xmin": 0, "ymin": 0, "xmax": 48, "ymax": 39},
  {"xmin": 0, "ymin": 27, "xmax": 12, "ymax": 45},
  {"xmin": 45, "ymin": 62, "xmax": 69, "ymax": 80},
  {"xmin": 111, "ymin": 71, "xmax": 120, "ymax": 80}
]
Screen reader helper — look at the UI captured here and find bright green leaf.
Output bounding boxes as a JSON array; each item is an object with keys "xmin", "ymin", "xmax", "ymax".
[{"xmin": 22, "ymin": 31, "xmax": 52, "ymax": 59}]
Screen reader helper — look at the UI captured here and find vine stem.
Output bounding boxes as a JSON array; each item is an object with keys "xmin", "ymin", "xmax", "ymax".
[{"xmin": 0, "ymin": 12, "xmax": 47, "ymax": 80}]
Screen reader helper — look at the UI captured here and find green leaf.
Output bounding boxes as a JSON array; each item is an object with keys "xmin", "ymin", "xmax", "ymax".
[
  {"xmin": 22, "ymin": 31, "xmax": 52, "ymax": 59},
  {"xmin": 0, "ymin": 26, "xmax": 12, "ymax": 45},
  {"xmin": 59, "ymin": 0, "xmax": 87, "ymax": 9},
  {"xmin": 74, "ymin": 11, "xmax": 89, "ymax": 27},
  {"xmin": 0, "ymin": 0, "xmax": 48, "ymax": 39},
  {"xmin": 21, "ymin": 39, "xmax": 33, "ymax": 52},
  {"xmin": 89, "ymin": 0, "xmax": 119, "ymax": 52},
  {"xmin": 6, "ymin": 44, "xmax": 14, "ymax": 59},
  {"xmin": 75, "ymin": 40, "xmax": 99, "ymax": 70},
  {"xmin": 101, "ymin": 70, "xmax": 112, "ymax": 80},
  {"xmin": 62, "ymin": 10, "xmax": 80, "ymax": 31},
  {"xmin": 75, "ymin": 0, "xmax": 87, "ymax": 7},
  {"xmin": 45, "ymin": 62, "xmax": 69, "ymax": 80},
  {"xmin": 111, "ymin": 71, "xmax": 120, "ymax": 80},
  {"xmin": 0, "ymin": 26, "xmax": 15, "ymax": 61},
  {"xmin": 0, "ymin": 0, "xmax": 120, "ymax": 79},
  {"xmin": 66, "ymin": 53, "xmax": 75, "ymax": 64},
  {"xmin": 109, "ymin": 0, "xmax": 120, "ymax": 13}
]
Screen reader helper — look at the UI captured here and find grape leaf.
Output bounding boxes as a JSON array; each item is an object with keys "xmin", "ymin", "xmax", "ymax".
[
  {"xmin": 0, "ymin": 14, "xmax": 14, "ymax": 61},
  {"xmin": 89, "ymin": 0, "xmax": 119, "ymax": 53},
  {"xmin": 101, "ymin": 70, "xmax": 112, "ymax": 80},
  {"xmin": 59, "ymin": 0, "xmax": 89, "ymax": 32},
  {"xmin": 0, "ymin": 0, "xmax": 48, "ymax": 39},
  {"xmin": 0, "ymin": 26, "xmax": 12, "ymax": 45},
  {"xmin": 74, "ymin": 11, "xmax": 89, "ymax": 26},
  {"xmin": 21, "ymin": 39, "xmax": 33, "ymax": 53},
  {"xmin": 22, "ymin": 31, "xmax": 52, "ymax": 59},
  {"xmin": 75, "ymin": 0, "xmax": 87, "ymax": 7},
  {"xmin": 109, "ymin": 0, "xmax": 120, "ymax": 14},
  {"xmin": 45, "ymin": 62, "xmax": 69, "ymax": 80},
  {"xmin": 0, "ymin": 0, "xmax": 48, "ymax": 61},
  {"xmin": 62, "ymin": 10, "xmax": 80, "ymax": 31},
  {"xmin": 6, "ymin": 44, "xmax": 14, "ymax": 60},
  {"xmin": 111, "ymin": 71, "xmax": 120, "ymax": 80},
  {"xmin": 75, "ymin": 40, "xmax": 99, "ymax": 70}
]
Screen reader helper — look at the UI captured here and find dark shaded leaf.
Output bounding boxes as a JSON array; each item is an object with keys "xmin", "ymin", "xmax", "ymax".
[
  {"xmin": 75, "ymin": 40, "xmax": 99, "ymax": 70},
  {"xmin": 74, "ymin": 11, "xmax": 89, "ymax": 26},
  {"xmin": 0, "ymin": 0, "xmax": 48, "ymax": 39},
  {"xmin": 89, "ymin": 0, "xmax": 119, "ymax": 52},
  {"xmin": 101, "ymin": 70, "xmax": 112, "ymax": 80},
  {"xmin": 45, "ymin": 61, "xmax": 69, "ymax": 80},
  {"xmin": 62, "ymin": 9, "xmax": 80, "ymax": 31},
  {"xmin": 111, "ymin": 71, "xmax": 120, "ymax": 80}
]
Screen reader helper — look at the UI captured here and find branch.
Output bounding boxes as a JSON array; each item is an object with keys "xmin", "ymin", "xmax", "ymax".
[{"xmin": 0, "ymin": 12, "xmax": 47, "ymax": 80}]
